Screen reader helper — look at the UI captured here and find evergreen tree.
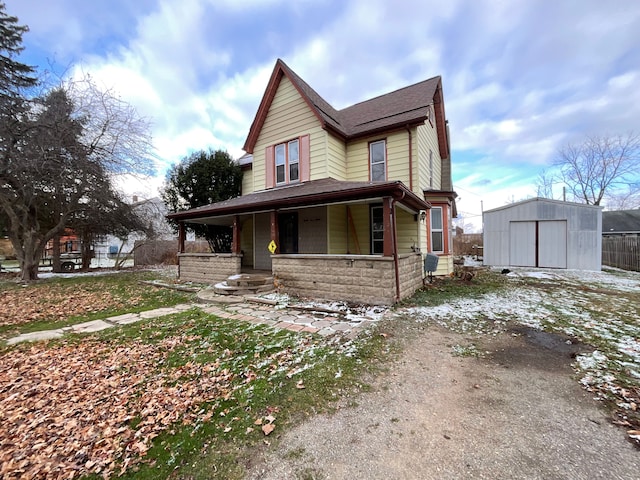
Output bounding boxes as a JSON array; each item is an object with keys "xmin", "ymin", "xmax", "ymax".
[{"xmin": 163, "ymin": 150, "xmax": 243, "ymax": 252}]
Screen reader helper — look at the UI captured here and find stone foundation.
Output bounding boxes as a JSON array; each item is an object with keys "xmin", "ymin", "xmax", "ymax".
[
  {"xmin": 272, "ymin": 253, "xmax": 423, "ymax": 305},
  {"xmin": 178, "ymin": 253, "xmax": 241, "ymax": 284}
]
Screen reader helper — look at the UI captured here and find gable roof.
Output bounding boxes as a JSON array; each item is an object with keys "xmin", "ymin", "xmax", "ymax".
[
  {"xmin": 243, "ymin": 59, "xmax": 442, "ymax": 153},
  {"xmin": 167, "ymin": 177, "xmax": 430, "ymax": 222},
  {"xmin": 602, "ymin": 209, "xmax": 640, "ymax": 234}
]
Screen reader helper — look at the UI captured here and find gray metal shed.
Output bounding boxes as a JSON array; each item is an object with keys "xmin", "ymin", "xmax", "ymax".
[{"xmin": 483, "ymin": 198, "xmax": 602, "ymax": 271}]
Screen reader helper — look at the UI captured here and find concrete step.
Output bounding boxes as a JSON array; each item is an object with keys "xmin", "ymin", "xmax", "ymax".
[
  {"xmin": 210, "ymin": 273, "xmax": 275, "ymax": 297},
  {"xmin": 226, "ymin": 274, "xmax": 274, "ymax": 288}
]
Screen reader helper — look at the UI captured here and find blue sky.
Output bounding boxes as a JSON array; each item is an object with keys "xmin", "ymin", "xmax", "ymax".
[{"xmin": 6, "ymin": 0, "xmax": 640, "ymax": 231}]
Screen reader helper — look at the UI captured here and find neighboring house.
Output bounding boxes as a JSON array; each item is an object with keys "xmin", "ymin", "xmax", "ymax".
[
  {"xmin": 94, "ymin": 196, "xmax": 175, "ymax": 264},
  {"xmin": 169, "ymin": 59, "xmax": 457, "ymax": 304},
  {"xmin": 602, "ymin": 209, "xmax": 640, "ymax": 236},
  {"xmin": 483, "ymin": 198, "xmax": 602, "ymax": 271}
]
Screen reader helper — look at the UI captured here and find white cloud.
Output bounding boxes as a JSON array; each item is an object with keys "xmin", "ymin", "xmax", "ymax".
[{"xmin": 7, "ymin": 0, "xmax": 640, "ymax": 208}]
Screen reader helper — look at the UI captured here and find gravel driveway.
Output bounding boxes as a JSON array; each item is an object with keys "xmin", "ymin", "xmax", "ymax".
[{"xmin": 246, "ymin": 322, "xmax": 638, "ymax": 479}]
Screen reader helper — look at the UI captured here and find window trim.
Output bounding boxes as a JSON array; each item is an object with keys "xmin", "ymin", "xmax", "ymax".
[
  {"xmin": 430, "ymin": 206, "xmax": 444, "ymax": 253},
  {"xmin": 370, "ymin": 204, "xmax": 384, "ymax": 255},
  {"xmin": 275, "ymin": 138, "xmax": 300, "ymax": 186},
  {"xmin": 369, "ymin": 139, "xmax": 387, "ymax": 182}
]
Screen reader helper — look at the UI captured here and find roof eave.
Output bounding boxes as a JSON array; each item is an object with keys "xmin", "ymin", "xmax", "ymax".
[{"xmin": 167, "ymin": 182, "xmax": 430, "ymax": 222}]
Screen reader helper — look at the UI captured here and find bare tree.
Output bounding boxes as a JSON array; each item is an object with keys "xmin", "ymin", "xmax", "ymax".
[
  {"xmin": 554, "ymin": 133, "xmax": 640, "ymax": 205},
  {"xmin": 536, "ymin": 170, "xmax": 557, "ymax": 199},
  {"xmin": 0, "ymin": 78, "xmax": 155, "ymax": 281}
]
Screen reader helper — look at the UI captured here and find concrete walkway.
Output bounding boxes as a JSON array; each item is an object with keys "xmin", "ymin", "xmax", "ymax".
[{"xmin": 5, "ymin": 295, "xmax": 386, "ymax": 346}]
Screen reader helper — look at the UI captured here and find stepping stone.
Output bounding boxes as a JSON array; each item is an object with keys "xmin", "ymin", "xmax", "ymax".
[
  {"xmin": 6, "ymin": 329, "xmax": 65, "ymax": 345},
  {"xmin": 106, "ymin": 313, "xmax": 140, "ymax": 325},
  {"xmin": 70, "ymin": 320, "xmax": 113, "ymax": 333}
]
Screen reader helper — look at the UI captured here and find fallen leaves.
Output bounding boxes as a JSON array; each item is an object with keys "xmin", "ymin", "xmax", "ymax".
[
  {"xmin": 0, "ymin": 286, "xmax": 118, "ymax": 327},
  {"xmin": 0, "ymin": 337, "xmax": 236, "ymax": 479}
]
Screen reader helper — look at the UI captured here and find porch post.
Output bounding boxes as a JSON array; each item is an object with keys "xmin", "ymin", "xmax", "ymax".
[
  {"xmin": 178, "ymin": 222, "xmax": 185, "ymax": 253},
  {"xmin": 383, "ymin": 197, "xmax": 394, "ymax": 257},
  {"xmin": 232, "ymin": 215, "xmax": 241, "ymax": 254},
  {"xmin": 270, "ymin": 210, "xmax": 279, "ymax": 254}
]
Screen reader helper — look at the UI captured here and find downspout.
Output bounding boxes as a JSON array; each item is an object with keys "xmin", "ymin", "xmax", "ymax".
[
  {"xmin": 391, "ymin": 195, "xmax": 403, "ymax": 303},
  {"xmin": 406, "ymin": 126, "xmax": 413, "ymax": 191}
]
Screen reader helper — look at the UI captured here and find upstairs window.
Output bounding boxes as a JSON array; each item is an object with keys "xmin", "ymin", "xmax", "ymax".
[
  {"xmin": 369, "ymin": 140, "xmax": 386, "ymax": 181},
  {"xmin": 275, "ymin": 139, "xmax": 300, "ymax": 185},
  {"xmin": 265, "ymin": 135, "xmax": 309, "ymax": 189}
]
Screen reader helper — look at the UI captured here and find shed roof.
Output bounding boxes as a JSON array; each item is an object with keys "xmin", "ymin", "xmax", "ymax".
[{"xmin": 484, "ymin": 197, "xmax": 602, "ymax": 214}]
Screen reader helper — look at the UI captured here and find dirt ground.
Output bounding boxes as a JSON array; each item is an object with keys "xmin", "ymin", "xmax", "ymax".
[{"xmin": 246, "ymin": 323, "xmax": 639, "ymax": 480}]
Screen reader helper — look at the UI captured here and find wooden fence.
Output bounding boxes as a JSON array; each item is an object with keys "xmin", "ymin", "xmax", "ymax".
[
  {"xmin": 602, "ymin": 236, "xmax": 640, "ymax": 272},
  {"xmin": 453, "ymin": 233, "xmax": 483, "ymax": 256}
]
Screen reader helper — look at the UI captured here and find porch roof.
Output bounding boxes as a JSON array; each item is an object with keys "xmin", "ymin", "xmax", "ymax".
[{"xmin": 167, "ymin": 178, "xmax": 430, "ymax": 222}]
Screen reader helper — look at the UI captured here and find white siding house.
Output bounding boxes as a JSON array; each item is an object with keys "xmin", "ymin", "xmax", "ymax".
[{"xmin": 483, "ymin": 198, "xmax": 602, "ymax": 271}]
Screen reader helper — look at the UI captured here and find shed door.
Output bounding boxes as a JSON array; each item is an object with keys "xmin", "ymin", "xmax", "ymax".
[
  {"xmin": 538, "ymin": 220, "xmax": 567, "ymax": 268},
  {"xmin": 509, "ymin": 221, "xmax": 536, "ymax": 267}
]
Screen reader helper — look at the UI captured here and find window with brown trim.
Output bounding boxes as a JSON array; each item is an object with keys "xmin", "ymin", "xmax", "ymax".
[
  {"xmin": 430, "ymin": 206, "xmax": 443, "ymax": 253},
  {"xmin": 369, "ymin": 140, "xmax": 386, "ymax": 182},
  {"xmin": 275, "ymin": 138, "xmax": 300, "ymax": 185}
]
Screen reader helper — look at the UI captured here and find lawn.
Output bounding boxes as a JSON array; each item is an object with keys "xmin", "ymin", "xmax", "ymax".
[
  {"xmin": 2, "ymin": 266, "xmax": 638, "ymax": 479},
  {"xmin": 404, "ymin": 267, "xmax": 640, "ymax": 447},
  {"xmin": 0, "ymin": 270, "xmax": 389, "ymax": 480},
  {"xmin": 0, "ymin": 270, "xmax": 194, "ymax": 340}
]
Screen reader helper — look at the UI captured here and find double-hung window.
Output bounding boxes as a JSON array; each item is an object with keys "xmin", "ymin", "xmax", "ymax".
[
  {"xmin": 430, "ymin": 206, "xmax": 443, "ymax": 253},
  {"xmin": 369, "ymin": 140, "xmax": 386, "ymax": 182},
  {"xmin": 275, "ymin": 139, "xmax": 300, "ymax": 185},
  {"xmin": 370, "ymin": 205, "xmax": 384, "ymax": 254}
]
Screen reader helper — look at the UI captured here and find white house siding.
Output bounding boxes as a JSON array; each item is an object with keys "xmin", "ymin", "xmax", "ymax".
[
  {"xmin": 252, "ymin": 76, "xmax": 324, "ymax": 191},
  {"xmin": 416, "ymin": 120, "xmax": 441, "ymax": 192},
  {"xmin": 483, "ymin": 198, "xmax": 602, "ymax": 271}
]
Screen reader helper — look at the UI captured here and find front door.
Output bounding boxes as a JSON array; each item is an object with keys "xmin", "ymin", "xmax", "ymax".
[{"xmin": 278, "ymin": 212, "xmax": 298, "ymax": 254}]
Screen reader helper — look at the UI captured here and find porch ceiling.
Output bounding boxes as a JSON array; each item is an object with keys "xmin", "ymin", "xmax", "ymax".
[{"xmin": 168, "ymin": 177, "xmax": 430, "ymax": 223}]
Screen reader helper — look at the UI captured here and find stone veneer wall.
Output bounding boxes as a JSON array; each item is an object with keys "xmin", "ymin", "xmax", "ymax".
[
  {"xmin": 272, "ymin": 253, "xmax": 423, "ymax": 305},
  {"xmin": 397, "ymin": 253, "xmax": 425, "ymax": 300},
  {"xmin": 178, "ymin": 253, "xmax": 241, "ymax": 284}
]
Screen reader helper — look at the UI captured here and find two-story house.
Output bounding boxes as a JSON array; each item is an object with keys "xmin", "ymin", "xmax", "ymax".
[{"xmin": 169, "ymin": 59, "xmax": 456, "ymax": 304}]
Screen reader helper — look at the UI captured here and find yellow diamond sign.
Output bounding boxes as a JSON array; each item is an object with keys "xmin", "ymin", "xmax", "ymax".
[{"xmin": 268, "ymin": 240, "xmax": 277, "ymax": 254}]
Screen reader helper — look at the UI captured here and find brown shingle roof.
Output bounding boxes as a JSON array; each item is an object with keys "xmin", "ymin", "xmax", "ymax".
[
  {"xmin": 167, "ymin": 178, "xmax": 430, "ymax": 222},
  {"xmin": 243, "ymin": 59, "xmax": 442, "ymax": 152},
  {"xmin": 340, "ymin": 77, "xmax": 440, "ymax": 137}
]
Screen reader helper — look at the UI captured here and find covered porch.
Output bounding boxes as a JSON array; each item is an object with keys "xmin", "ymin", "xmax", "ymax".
[{"xmin": 168, "ymin": 178, "xmax": 430, "ymax": 304}]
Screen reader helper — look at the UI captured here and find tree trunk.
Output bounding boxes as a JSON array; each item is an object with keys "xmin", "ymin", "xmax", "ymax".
[
  {"xmin": 81, "ymin": 236, "xmax": 93, "ymax": 270},
  {"xmin": 52, "ymin": 234, "xmax": 62, "ymax": 273},
  {"xmin": 11, "ymin": 230, "xmax": 44, "ymax": 282}
]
